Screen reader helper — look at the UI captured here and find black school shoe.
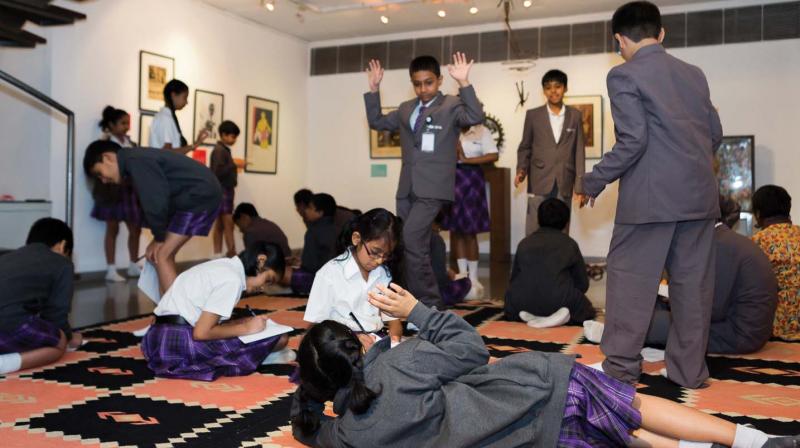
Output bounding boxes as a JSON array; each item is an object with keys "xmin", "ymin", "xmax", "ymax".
[{"xmin": 763, "ymin": 436, "xmax": 800, "ymax": 447}]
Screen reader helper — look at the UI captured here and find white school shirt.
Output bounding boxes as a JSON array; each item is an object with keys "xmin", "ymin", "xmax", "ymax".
[
  {"xmin": 459, "ymin": 124, "xmax": 499, "ymax": 160},
  {"xmin": 109, "ymin": 134, "xmax": 134, "ymax": 148},
  {"xmin": 548, "ymin": 104, "xmax": 566, "ymax": 143},
  {"xmin": 149, "ymin": 106, "xmax": 183, "ymax": 149},
  {"xmin": 304, "ymin": 250, "xmax": 396, "ymax": 333},
  {"xmin": 154, "ymin": 257, "xmax": 246, "ymax": 326}
]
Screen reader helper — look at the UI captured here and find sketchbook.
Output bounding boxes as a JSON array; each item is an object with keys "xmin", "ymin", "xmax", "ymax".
[
  {"xmin": 137, "ymin": 261, "xmax": 161, "ymax": 304},
  {"xmin": 238, "ymin": 319, "xmax": 294, "ymax": 344}
]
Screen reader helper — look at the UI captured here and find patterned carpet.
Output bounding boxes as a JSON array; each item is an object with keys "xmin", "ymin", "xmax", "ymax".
[{"xmin": 1, "ymin": 296, "xmax": 799, "ymax": 447}]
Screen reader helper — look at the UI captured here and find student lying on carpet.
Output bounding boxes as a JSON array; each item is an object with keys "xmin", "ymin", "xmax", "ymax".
[
  {"xmin": 290, "ymin": 283, "xmax": 799, "ymax": 448},
  {"xmin": 0, "ymin": 218, "xmax": 82, "ymax": 374},
  {"xmin": 141, "ymin": 242, "xmax": 295, "ymax": 381},
  {"xmin": 304, "ymin": 208, "xmax": 404, "ymax": 344}
]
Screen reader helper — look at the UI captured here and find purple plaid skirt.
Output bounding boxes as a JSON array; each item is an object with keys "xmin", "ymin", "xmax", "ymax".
[
  {"xmin": 557, "ymin": 363, "xmax": 642, "ymax": 447},
  {"xmin": 0, "ymin": 316, "xmax": 62, "ymax": 354},
  {"xmin": 141, "ymin": 322, "xmax": 281, "ymax": 381},
  {"xmin": 91, "ymin": 184, "xmax": 142, "ymax": 225},
  {"xmin": 441, "ymin": 165, "xmax": 491, "ymax": 234},
  {"xmin": 220, "ymin": 188, "xmax": 235, "ymax": 215},
  {"xmin": 291, "ymin": 268, "xmax": 314, "ymax": 295},
  {"xmin": 442, "ymin": 277, "xmax": 472, "ymax": 306},
  {"xmin": 167, "ymin": 208, "xmax": 220, "ymax": 237}
]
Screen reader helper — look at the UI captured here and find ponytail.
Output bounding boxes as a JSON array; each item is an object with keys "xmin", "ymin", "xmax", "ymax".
[
  {"xmin": 292, "ymin": 386, "xmax": 321, "ymax": 436},
  {"xmin": 99, "ymin": 106, "xmax": 129, "ymax": 132},
  {"xmin": 347, "ymin": 357, "xmax": 378, "ymax": 414}
]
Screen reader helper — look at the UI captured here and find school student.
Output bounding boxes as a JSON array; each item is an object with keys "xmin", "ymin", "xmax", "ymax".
[
  {"xmin": 233, "ymin": 202, "xmax": 292, "ymax": 260},
  {"xmin": 93, "ymin": 106, "xmax": 143, "ymax": 281},
  {"xmin": 83, "ymin": 140, "xmax": 222, "ymax": 293},
  {"xmin": 431, "ymin": 213, "xmax": 474, "ymax": 305},
  {"xmin": 141, "ymin": 242, "xmax": 293, "ymax": 381},
  {"xmin": 300, "ymin": 193, "xmax": 338, "ymax": 275},
  {"xmin": 504, "ymin": 198, "xmax": 596, "ymax": 328},
  {"xmin": 294, "ymin": 188, "xmax": 313, "ymax": 227},
  {"xmin": 294, "ymin": 188, "xmax": 357, "ymax": 236},
  {"xmin": 578, "ymin": 1, "xmax": 723, "ymax": 389},
  {"xmin": 211, "ymin": 120, "xmax": 241, "ymax": 258},
  {"xmin": 291, "ymin": 282, "xmax": 798, "ymax": 448},
  {"xmin": 0, "ymin": 218, "xmax": 82, "ymax": 374},
  {"xmin": 365, "ymin": 52, "xmax": 484, "ymax": 308},
  {"xmin": 149, "ymin": 79, "xmax": 208, "ymax": 154},
  {"xmin": 515, "ymin": 69, "xmax": 585, "ymax": 236},
  {"xmin": 304, "ymin": 208, "xmax": 404, "ymax": 343}
]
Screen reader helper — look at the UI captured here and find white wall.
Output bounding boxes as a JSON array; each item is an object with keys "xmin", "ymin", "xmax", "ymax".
[
  {"xmin": 307, "ymin": 2, "xmax": 800, "ymax": 258},
  {"xmin": 35, "ymin": 0, "xmax": 309, "ymax": 272}
]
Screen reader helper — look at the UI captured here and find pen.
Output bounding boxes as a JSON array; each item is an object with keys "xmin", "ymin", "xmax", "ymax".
[
  {"xmin": 246, "ymin": 305, "xmax": 257, "ymax": 317},
  {"xmin": 349, "ymin": 312, "xmax": 367, "ymax": 333}
]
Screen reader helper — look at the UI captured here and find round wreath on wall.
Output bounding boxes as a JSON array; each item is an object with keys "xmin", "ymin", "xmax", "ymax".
[{"xmin": 483, "ymin": 113, "xmax": 505, "ymax": 151}]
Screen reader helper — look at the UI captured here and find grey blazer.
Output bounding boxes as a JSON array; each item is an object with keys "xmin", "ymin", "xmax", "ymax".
[
  {"xmin": 516, "ymin": 104, "xmax": 585, "ymax": 196},
  {"xmin": 364, "ymin": 86, "xmax": 484, "ymax": 201},
  {"xmin": 582, "ymin": 44, "xmax": 723, "ymax": 224}
]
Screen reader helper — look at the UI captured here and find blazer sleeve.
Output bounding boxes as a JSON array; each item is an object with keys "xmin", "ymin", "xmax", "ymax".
[
  {"xmin": 452, "ymin": 85, "xmax": 485, "ymax": 128},
  {"xmin": 290, "ymin": 389, "xmax": 341, "ymax": 448},
  {"xmin": 40, "ymin": 261, "xmax": 74, "ymax": 340},
  {"xmin": 364, "ymin": 91, "xmax": 401, "ymax": 131},
  {"xmin": 709, "ymin": 104, "xmax": 723, "ymax": 152},
  {"xmin": 128, "ymin": 158, "xmax": 171, "ymax": 241},
  {"xmin": 516, "ymin": 111, "xmax": 534, "ymax": 174},
  {"xmin": 582, "ymin": 69, "xmax": 649, "ymax": 197},
  {"xmin": 569, "ymin": 243, "xmax": 590, "ymax": 293},
  {"xmin": 573, "ymin": 109, "xmax": 586, "ymax": 194}
]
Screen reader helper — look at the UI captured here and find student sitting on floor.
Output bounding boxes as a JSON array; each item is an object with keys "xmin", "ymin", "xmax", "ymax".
[
  {"xmin": 291, "ymin": 282, "xmax": 798, "ymax": 448},
  {"xmin": 0, "ymin": 218, "xmax": 82, "ymax": 374},
  {"xmin": 303, "ymin": 208, "xmax": 404, "ymax": 344},
  {"xmin": 290, "ymin": 193, "xmax": 340, "ymax": 296},
  {"xmin": 233, "ymin": 202, "xmax": 292, "ymax": 262},
  {"xmin": 294, "ymin": 188, "xmax": 358, "ymax": 236},
  {"xmin": 431, "ymin": 212, "xmax": 474, "ymax": 305},
  {"xmin": 294, "ymin": 188, "xmax": 314, "ymax": 227},
  {"xmin": 504, "ymin": 198, "xmax": 596, "ymax": 328},
  {"xmin": 141, "ymin": 242, "xmax": 294, "ymax": 381}
]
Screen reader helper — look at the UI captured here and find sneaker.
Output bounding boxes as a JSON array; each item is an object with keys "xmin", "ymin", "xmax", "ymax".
[
  {"xmin": 262, "ymin": 348, "xmax": 297, "ymax": 365},
  {"xmin": 762, "ymin": 436, "xmax": 800, "ymax": 447},
  {"xmin": 127, "ymin": 263, "xmax": 141, "ymax": 278},
  {"xmin": 105, "ymin": 266, "xmax": 125, "ymax": 282},
  {"xmin": 210, "ymin": 253, "xmax": 223, "ymax": 260},
  {"xmin": 519, "ymin": 311, "xmax": 537, "ymax": 322},
  {"xmin": 464, "ymin": 280, "xmax": 485, "ymax": 301},
  {"xmin": 526, "ymin": 307, "xmax": 570, "ymax": 329},
  {"xmin": 132, "ymin": 325, "xmax": 151, "ymax": 337},
  {"xmin": 582, "ymin": 320, "xmax": 605, "ymax": 344}
]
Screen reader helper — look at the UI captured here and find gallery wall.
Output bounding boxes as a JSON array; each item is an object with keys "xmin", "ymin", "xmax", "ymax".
[{"xmin": 307, "ymin": 0, "xmax": 800, "ymax": 257}]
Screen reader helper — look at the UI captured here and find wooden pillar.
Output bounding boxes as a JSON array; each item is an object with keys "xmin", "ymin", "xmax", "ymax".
[{"xmin": 482, "ymin": 165, "xmax": 511, "ymax": 263}]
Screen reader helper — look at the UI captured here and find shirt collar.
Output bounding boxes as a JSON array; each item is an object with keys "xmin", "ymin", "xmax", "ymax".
[
  {"xmin": 231, "ymin": 256, "xmax": 247, "ymax": 290},
  {"xmin": 548, "ymin": 104, "xmax": 566, "ymax": 117},
  {"xmin": 418, "ymin": 94, "xmax": 440, "ymax": 109},
  {"xmin": 343, "ymin": 250, "xmax": 362, "ymax": 280},
  {"xmin": 632, "ymin": 43, "xmax": 665, "ymax": 60}
]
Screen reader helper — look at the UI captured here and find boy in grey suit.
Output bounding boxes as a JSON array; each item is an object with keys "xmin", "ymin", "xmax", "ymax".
[
  {"xmin": 516, "ymin": 69, "xmax": 585, "ymax": 235},
  {"xmin": 579, "ymin": 1, "xmax": 723, "ymax": 388},
  {"xmin": 364, "ymin": 53, "xmax": 484, "ymax": 308}
]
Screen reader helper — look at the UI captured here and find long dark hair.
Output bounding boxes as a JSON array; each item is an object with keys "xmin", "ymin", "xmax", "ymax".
[
  {"xmin": 99, "ymin": 106, "xmax": 129, "ymax": 132},
  {"xmin": 238, "ymin": 241, "xmax": 285, "ymax": 278},
  {"xmin": 163, "ymin": 79, "xmax": 188, "ymax": 146},
  {"xmin": 336, "ymin": 208, "xmax": 404, "ymax": 281},
  {"xmin": 292, "ymin": 320, "xmax": 379, "ymax": 436}
]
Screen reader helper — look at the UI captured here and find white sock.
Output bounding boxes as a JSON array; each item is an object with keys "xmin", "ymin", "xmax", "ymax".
[
  {"xmin": 0, "ymin": 352, "xmax": 22, "ymax": 374},
  {"xmin": 467, "ymin": 260, "xmax": 479, "ymax": 282},
  {"xmin": 679, "ymin": 442, "xmax": 713, "ymax": 448},
  {"xmin": 732, "ymin": 424, "xmax": 769, "ymax": 448},
  {"xmin": 107, "ymin": 264, "xmax": 116, "ymax": 270},
  {"xmin": 456, "ymin": 258, "xmax": 468, "ymax": 275}
]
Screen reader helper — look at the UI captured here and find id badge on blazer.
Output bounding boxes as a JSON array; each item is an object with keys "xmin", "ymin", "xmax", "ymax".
[{"xmin": 421, "ymin": 132, "xmax": 435, "ymax": 152}]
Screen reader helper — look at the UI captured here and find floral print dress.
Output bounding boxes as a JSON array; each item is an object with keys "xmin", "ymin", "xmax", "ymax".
[{"xmin": 753, "ymin": 223, "xmax": 800, "ymax": 340}]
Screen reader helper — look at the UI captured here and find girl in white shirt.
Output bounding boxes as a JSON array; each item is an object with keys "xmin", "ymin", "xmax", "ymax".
[
  {"xmin": 304, "ymin": 208, "xmax": 404, "ymax": 344},
  {"xmin": 141, "ymin": 242, "xmax": 293, "ymax": 381},
  {"xmin": 149, "ymin": 79, "xmax": 208, "ymax": 153}
]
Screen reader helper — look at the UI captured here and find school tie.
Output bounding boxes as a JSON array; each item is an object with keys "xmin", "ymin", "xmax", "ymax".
[{"xmin": 413, "ymin": 105, "xmax": 427, "ymax": 133}]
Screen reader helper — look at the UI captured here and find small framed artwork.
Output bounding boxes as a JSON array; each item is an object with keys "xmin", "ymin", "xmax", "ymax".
[
  {"xmin": 193, "ymin": 89, "xmax": 224, "ymax": 145},
  {"xmin": 191, "ymin": 147, "xmax": 208, "ymax": 166},
  {"xmin": 716, "ymin": 135, "xmax": 755, "ymax": 213},
  {"xmin": 139, "ymin": 112, "xmax": 155, "ymax": 147},
  {"xmin": 139, "ymin": 50, "xmax": 175, "ymax": 113},
  {"xmin": 564, "ymin": 95, "xmax": 604, "ymax": 159},
  {"xmin": 245, "ymin": 95, "xmax": 279, "ymax": 174},
  {"xmin": 369, "ymin": 107, "xmax": 401, "ymax": 159}
]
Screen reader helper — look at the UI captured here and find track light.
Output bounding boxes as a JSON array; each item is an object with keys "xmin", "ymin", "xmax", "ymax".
[
  {"xmin": 437, "ymin": 10, "xmax": 446, "ymax": 18},
  {"xmin": 523, "ymin": 0, "xmax": 532, "ymax": 8},
  {"xmin": 380, "ymin": 15, "xmax": 389, "ymax": 24},
  {"xmin": 262, "ymin": 0, "xmax": 275, "ymax": 11},
  {"xmin": 469, "ymin": 6, "xmax": 478, "ymax": 14}
]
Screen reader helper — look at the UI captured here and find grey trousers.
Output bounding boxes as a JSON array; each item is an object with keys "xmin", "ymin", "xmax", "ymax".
[
  {"xmin": 601, "ymin": 219, "xmax": 715, "ymax": 389},
  {"xmin": 526, "ymin": 184, "xmax": 571, "ymax": 236},
  {"xmin": 397, "ymin": 195, "xmax": 446, "ymax": 308}
]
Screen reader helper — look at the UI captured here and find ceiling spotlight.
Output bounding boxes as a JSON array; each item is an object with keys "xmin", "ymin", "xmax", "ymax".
[
  {"xmin": 523, "ymin": 0, "xmax": 532, "ymax": 7},
  {"xmin": 437, "ymin": 9, "xmax": 446, "ymax": 18},
  {"xmin": 380, "ymin": 15, "xmax": 389, "ymax": 24},
  {"xmin": 469, "ymin": 6, "xmax": 478, "ymax": 14},
  {"xmin": 263, "ymin": 0, "xmax": 275, "ymax": 11}
]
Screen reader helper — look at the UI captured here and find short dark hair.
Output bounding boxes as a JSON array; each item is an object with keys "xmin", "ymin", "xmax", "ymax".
[
  {"xmin": 538, "ymin": 198, "xmax": 570, "ymax": 230},
  {"xmin": 294, "ymin": 189, "xmax": 313, "ymax": 207},
  {"xmin": 719, "ymin": 195, "xmax": 741, "ymax": 228},
  {"xmin": 238, "ymin": 241, "xmax": 285, "ymax": 278},
  {"xmin": 233, "ymin": 202, "xmax": 259, "ymax": 221},
  {"xmin": 409, "ymin": 55, "xmax": 441, "ymax": 77},
  {"xmin": 26, "ymin": 218, "xmax": 73, "ymax": 255},
  {"xmin": 612, "ymin": 1, "xmax": 662, "ymax": 43},
  {"xmin": 218, "ymin": 120, "xmax": 240, "ymax": 136},
  {"xmin": 310, "ymin": 193, "xmax": 337, "ymax": 217},
  {"xmin": 83, "ymin": 139, "xmax": 121, "ymax": 177},
  {"xmin": 542, "ymin": 69, "xmax": 568, "ymax": 87},
  {"xmin": 753, "ymin": 185, "xmax": 792, "ymax": 220}
]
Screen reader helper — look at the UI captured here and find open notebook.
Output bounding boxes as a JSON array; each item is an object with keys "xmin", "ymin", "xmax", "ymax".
[{"xmin": 239, "ymin": 319, "xmax": 294, "ymax": 344}]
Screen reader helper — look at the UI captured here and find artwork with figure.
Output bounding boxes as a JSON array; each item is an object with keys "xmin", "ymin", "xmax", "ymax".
[
  {"xmin": 245, "ymin": 95, "xmax": 279, "ymax": 174},
  {"xmin": 716, "ymin": 136, "xmax": 755, "ymax": 212},
  {"xmin": 193, "ymin": 90, "xmax": 224, "ymax": 146},
  {"xmin": 564, "ymin": 95, "xmax": 604, "ymax": 159},
  {"xmin": 148, "ymin": 66, "xmax": 167, "ymax": 101},
  {"xmin": 370, "ymin": 107, "xmax": 401, "ymax": 158},
  {"xmin": 139, "ymin": 51, "xmax": 174, "ymax": 112}
]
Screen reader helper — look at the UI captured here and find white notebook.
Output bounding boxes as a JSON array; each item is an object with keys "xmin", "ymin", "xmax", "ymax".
[
  {"xmin": 238, "ymin": 319, "xmax": 294, "ymax": 344},
  {"xmin": 137, "ymin": 261, "xmax": 161, "ymax": 304}
]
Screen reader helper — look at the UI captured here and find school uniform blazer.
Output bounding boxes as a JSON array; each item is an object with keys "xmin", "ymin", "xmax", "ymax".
[
  {"xmin": 516, "ymin": 105, "xmax": 585, "ymax": 196},
  {"xmin": 582, "ymin": 44, "xmax": 723, "ymax": 224},
  {"xmin": 364, "ymin": 86, "xmax": 484, "ymax": 201},
  {"xmin": 290, "ymin": 304, "xmax": 575, "ymax": 448}
]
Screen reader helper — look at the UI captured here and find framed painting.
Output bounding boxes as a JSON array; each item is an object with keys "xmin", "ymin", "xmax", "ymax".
[
  {"xmin": 564, "ymin": 95, "xmax": 604, "ymax": 159},
  {"xmin": 245, "ymin": 95, "xmax": 279, "ymax": 174},
  {"xmin": 369, "ymin": 107, "xmax": 401, "ymax": 159},
  {"xmin": 139, "ymin": 112, "xmax": 154, "ymax": 147},
  {"xmin": 139, "ymin": 51, "xmax": 175, "ymax": 113},
  {"xmin": 716, "ymin": 135, "xmax": 755, "ymax": 213},
  {"xmin": 193, "ymin": 89, "xmax": 224, "ymax": 145}
]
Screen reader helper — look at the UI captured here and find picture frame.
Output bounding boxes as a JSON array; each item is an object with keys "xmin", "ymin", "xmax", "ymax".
[
  {"xmin": 716, "ymin": 135, "xmax": 755, "ymax": 213},
  {"xmin": 564, "ymin": 95, "xmax": 604, "ymax": 159},
  {"xmin": 139, "ymin": 50, "xmax": 175, "ymax": 113},
  {"xmin": 369, "ymin": 107, "xmax": 402, "ymax": 159},
  {"xmin": 245, "ymin": 95, "xmax": 279, "ymax": 174},
  {"xmin": 139, "ymin": 112, "xmax": 155, "ymax": 147},
  {"xmin": 193, "ymin": 89, "xmax": 224, "ymax": 146}
]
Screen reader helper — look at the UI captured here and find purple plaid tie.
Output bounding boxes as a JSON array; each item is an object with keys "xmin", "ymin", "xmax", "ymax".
[{"xmin": 413, "ymin": 105, "xmax": 427, "ymax": 133}]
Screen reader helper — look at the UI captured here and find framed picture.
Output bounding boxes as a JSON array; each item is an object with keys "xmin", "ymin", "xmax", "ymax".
[
  {"xmin": 245, "ymin": 95, "xmax": 279, "ymax": 174},
  {"xmin": 193, "ymin": 89, "xmax": 224, "ymax": 145},
  {"xmin": 139, "ymin": 51, "xmax": 175, "ymax": 112},
  {"xmin": 716, "ymin": 135, "xmax": 755, "ymax": 213},
  {"xmin": 139, "ymin": 112, "xmax": 154, "ymax": 147},
  {"xmin": 369, "ymin": 107, "xmax": 401, "ymax": 159},
  {"xmin": 564, "ymin": 95, "xmax": 604, "ymax": 159}
]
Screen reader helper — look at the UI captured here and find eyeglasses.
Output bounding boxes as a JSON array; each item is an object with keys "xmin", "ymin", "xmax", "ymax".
[{"xmin": 362, "ymin": 243, "xmax": 392, "ymax": 262}]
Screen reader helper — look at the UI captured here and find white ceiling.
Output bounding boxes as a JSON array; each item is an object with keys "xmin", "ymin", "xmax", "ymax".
[{"xmin": 202, "ymin": 0, "xmax": 712, "ymax": 42}]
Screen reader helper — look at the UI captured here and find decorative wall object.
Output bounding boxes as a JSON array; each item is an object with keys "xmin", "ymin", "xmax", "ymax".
[
  {"xmin": 564, "ymin": 95, "xmax": 603, "ymax": 159},
  {"xmin": 245, "ymin": 95, "xmax": 279, "ymax": 174},
  {"xmin": 716, "ymin": 135, "xmax": 755, "ymax": 212},
  {"xmin": 369, "ymin": 107, "xmax": 402, "ymax": 159},
  {"xmin": 193, "ymin": 89, "xmax": 224, "ymax": 145},
  {"xmin": 139, "ymin": 51, "xmax": 174, "ymax": 113},
  {"xmin": 483, "ymin": 113, "xmax": 505, "ymax": 150}
]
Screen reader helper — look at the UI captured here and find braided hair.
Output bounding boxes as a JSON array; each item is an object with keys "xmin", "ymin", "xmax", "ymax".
[{"xmin": 163, "ymin": 79, "xmax": 189, "ymax": 147}]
